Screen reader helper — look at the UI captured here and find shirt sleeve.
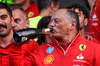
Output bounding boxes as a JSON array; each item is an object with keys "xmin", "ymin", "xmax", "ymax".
[
  {"xmin": 9, "ymin": 41, "xmax": 37, "ymax": 66},
  {"xmin": 23, "ymin": 40, "xmax": 39, "ymax": 57}
]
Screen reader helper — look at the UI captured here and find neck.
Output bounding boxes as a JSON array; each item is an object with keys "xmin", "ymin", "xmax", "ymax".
[
  {"xmin": 21, "ymin": 0, "xmax": 31, "ymax": 10},
  {"xmin": 80, "ymin": 28, "xmax": 86, "ymax": 39},
  {"xmin": 40, "ymin": 8, "xmax": 51, "ymax": 18},
  {"xmin": 0, "ymin": 30, "xmax": 13, "ymax": 48},
  {"xmin": 57, "ymin": 30, "xmax": 77, "ymax": 47}
]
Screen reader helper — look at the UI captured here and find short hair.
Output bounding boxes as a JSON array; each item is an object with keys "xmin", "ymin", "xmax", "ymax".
[
  {"xmin": 37, "ymin": 16, "xmax": 51, "ymax": 45},
  {"xmin": 37, "ymin": 0, "xmax": 59, "ymax": 12},
  {"xmin": 0, "ymin": 2, "xmax": 12, "ymax": 18},
  {"xmin": 66, "ymin": 10, "xmax": 80, "ymax": 32},
  {"xmin": 37, "ymin": 16, "xmax": 51, "ymax": 29},
  {"xmin": 66, "ymin": 3, "xmax": 89, "ymax": 19},
  {"xmin": 10, "ymin": 6, "xmax": 28, "ymax": 21}
]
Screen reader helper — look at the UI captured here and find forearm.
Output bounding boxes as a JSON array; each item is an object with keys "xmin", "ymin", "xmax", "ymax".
[{"xmin": 9, "ymin": 43, "xmax": 23, "ymax": 66}]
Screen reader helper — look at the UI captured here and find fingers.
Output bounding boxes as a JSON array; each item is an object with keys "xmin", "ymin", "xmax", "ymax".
[{"xmin": 85, "ymin": 34, "xmax": 96, "ymax": 41}]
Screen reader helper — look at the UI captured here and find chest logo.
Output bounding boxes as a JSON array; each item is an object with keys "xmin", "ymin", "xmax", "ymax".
[
  {"xmin": 92, "ymin": 13, "xmax": 97, "ymax": 19},
  {"xmin": 76, "ymin": 53, "xmax": 84, "ymax": 60},
  {"xmin": 79, "ymin": 44, "xmax": 86, "ymax": 51},
  {"xmin": 44, "ymin": 55, "xmax": 54, "ymax": 64},
  {"xmin": 47, "ymin": 46, "xmax": 54, "ymax": 53},
  {"xmin": 28, "ymin": 12, "xmax": 34, "ymax": 18}
]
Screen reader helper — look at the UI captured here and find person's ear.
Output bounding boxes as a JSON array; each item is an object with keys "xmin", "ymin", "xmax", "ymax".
[
  {"xmin": 11, "ymin": 17, "xmax": 14, "ymax": 25},
  {"xmin": 70, "ymin": 21, "xmax": 76, "ymax": 31},
  {"xmin": 50, "ymin": 3, "xmax": 55, "ymax": 10},
  {"xmin": 84, "ymin": 18, "xmax": 88, "ymax": 26},
  {"xmin": 25, "ymin": 20, "xmax": 30, "ymax": 27}
]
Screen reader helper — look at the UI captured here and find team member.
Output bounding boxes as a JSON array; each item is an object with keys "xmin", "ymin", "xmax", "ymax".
[
  {"xmin": 86, "ymin": 0, "xmax": 100, "ymax": 41},
  {"xmin": 66, "ymin": 4, "xmax": 100, "ymax": 43},
  {"xmin": 11, "ymin": 6, "xmax": 39, "ymax": 56},
  {"xmin": 9, "ymin": 9, "xmax": 100, "ymax": 66},
  {"xmin": 0, "ymin": 2, "xmax": 14, "ymax": 66},
  {"xmin": 11, "ymin": 6, "xmax": 29, "ymax": 31},
  {"xmin": 29, "ymin": 0, "xmax": 59, "ymax": 28},
  {"xmin": 0, "ymin": 3, "xmax": 38, "ymax": 66},
  {"xmin": 66, "ymin": 4, "xmax": 89, "ymax": 39},
  {"xmin": 13, "ymin": 0, "xmax": 39, "ymax": 19}
]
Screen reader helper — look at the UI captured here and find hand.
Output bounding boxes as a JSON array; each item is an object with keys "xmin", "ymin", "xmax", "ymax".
[
  {"xmin": 85, "ymin": 34, "xmax": 96, "ymax": 41},
  {"xmin": 18, "ymin": 26, "xmax": 29, "ymax": 30},
  {"xmin": 13, "ymin": 39, "xmax": 32, "ymax": 45}
]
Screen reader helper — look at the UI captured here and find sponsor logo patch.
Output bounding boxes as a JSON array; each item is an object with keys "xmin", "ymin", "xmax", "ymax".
[
  {"xmin": 79, "ymin": 44, "xmax": 86, "ymax": 51},
  {"xmin": 28, "ymin": 12, "xmax": 34, "ymax": 17},
  {"xmin": 76, "ymin": 53, "xmax": 84, "ymax": 60},
  {"xmin": 47, "ymin": 46, "xmax": 54, "ymax": 53},
  {"xmin": 73, "ymin": 53, "xmax": 86, "ymax": 63},
  {"xmin": 44, "ymin": 55, "xmax": 54, "ymax": 64},
  {"xmin": 92, "ymin": 13, "xmax": 97, "ymax": 19}
]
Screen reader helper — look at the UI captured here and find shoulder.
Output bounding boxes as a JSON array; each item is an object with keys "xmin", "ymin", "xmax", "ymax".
[
  {"xmin": 83, "ymin": 39, "xmax": 98, "ymax": 47},
  {"xmin": 29, "ymin": 16, "xmax": 42, "ymax": 28},
  {"xmin": 28, "ymin": 16, "xmax": 42, "ymax": 21},
  {"xmin": 78, "ymin": 38, "xmax": 99, "ymax": 51}
]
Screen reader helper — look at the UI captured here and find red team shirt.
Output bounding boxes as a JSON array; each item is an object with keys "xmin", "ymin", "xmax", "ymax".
[
  {"xmin": 9, "ymin": 32, "xmax": 100, "ymax": 66},
  {"xmin": 0, "ymin": 40, "xmax": 38, "ymax": 66},
  {"xmin": 86, "ymin": 0, "xmax": 100, "ymax": 41},
  {"xmin": 26, "ymin": 2, "xmax": 39, "ymax": 19}
]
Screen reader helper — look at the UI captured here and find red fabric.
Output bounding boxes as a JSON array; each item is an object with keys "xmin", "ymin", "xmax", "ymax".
[
  {"xmin": 26, "ymin": 2, "xmax": 39, "ymax": 19},
  {"xmin": 92, "ymin": 40, "xmax": 100, "ymax": 44},
  {"xmin": 22, "ymin": 40, "xmax": 39, "ymax": 57},
  {"xmin": 59, "ymin": 41, "xmax": 71, "ymax": 51},
  {"xmin": 86, "ymin": 0, "xmax": 100, "ymax": 41},
  {"xmin": 0, "ymin": 39, "xmax": 38, "ymax": 66},
  {"xmin": 0, "ymin": 43, "xmax": 12, "ymax": 66},
  {"xmin": 9, "ymin": 33, "xmax": 100, "ymax": 66}
]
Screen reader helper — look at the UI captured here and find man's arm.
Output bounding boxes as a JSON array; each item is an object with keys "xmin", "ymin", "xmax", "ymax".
[{"xmin": 9, "ymin": 42, "xmax": 34, "ymax": 66}]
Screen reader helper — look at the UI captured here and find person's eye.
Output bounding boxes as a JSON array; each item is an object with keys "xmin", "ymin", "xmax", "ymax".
[
  {"xmin": 14, "ymin": 19, "xmax": 19, "ymax": 23},
  {"xmin": 55, "ymin": 19, "xmax": 60, "ymax": 23},
  {"xmin": 55, "ymin": 19, "xmax": 58, "ymax": 22},
  {"xmin": 1, "ymin": 16, "xmax": 6, "ymax": 20}
]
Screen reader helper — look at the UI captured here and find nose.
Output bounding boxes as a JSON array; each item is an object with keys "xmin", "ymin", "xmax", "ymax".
[
  {"xmin": 0, "ymin": 20, "xmax": 5, "ymax": 25},
  {"xmin": 49, "ymin": 20, "xmax": 55, "ymax": 27}
]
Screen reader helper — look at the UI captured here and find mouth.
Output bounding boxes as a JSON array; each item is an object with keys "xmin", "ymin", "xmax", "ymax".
[
  {"xmin": 0, "ymin": 25, "xmax": 7, "ymax": 31},
  {"xmin": 0, "ymin": 27, "xmax": 6, "ymax": 31},
  {"xmin": 52, "ymin": 30, "xmax": 56, "ymax": 34}
]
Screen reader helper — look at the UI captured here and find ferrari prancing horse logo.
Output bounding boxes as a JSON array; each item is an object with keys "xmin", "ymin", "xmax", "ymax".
[{"xmin": 79, "ymin": 44, "xmax": 86, "ymax": 51}]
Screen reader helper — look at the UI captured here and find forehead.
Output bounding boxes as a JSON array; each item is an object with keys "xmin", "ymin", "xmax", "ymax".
[
  {"xmin": 0, "ymin": 8, "xmax": 9, "ymax": 16},
  {"xmin": 51, "ymin": 10, "xmax": 66, "ymax": 20},
  {"xmin": 12, "ymin": 9, "xmax": 24, "ymax": 18}
]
